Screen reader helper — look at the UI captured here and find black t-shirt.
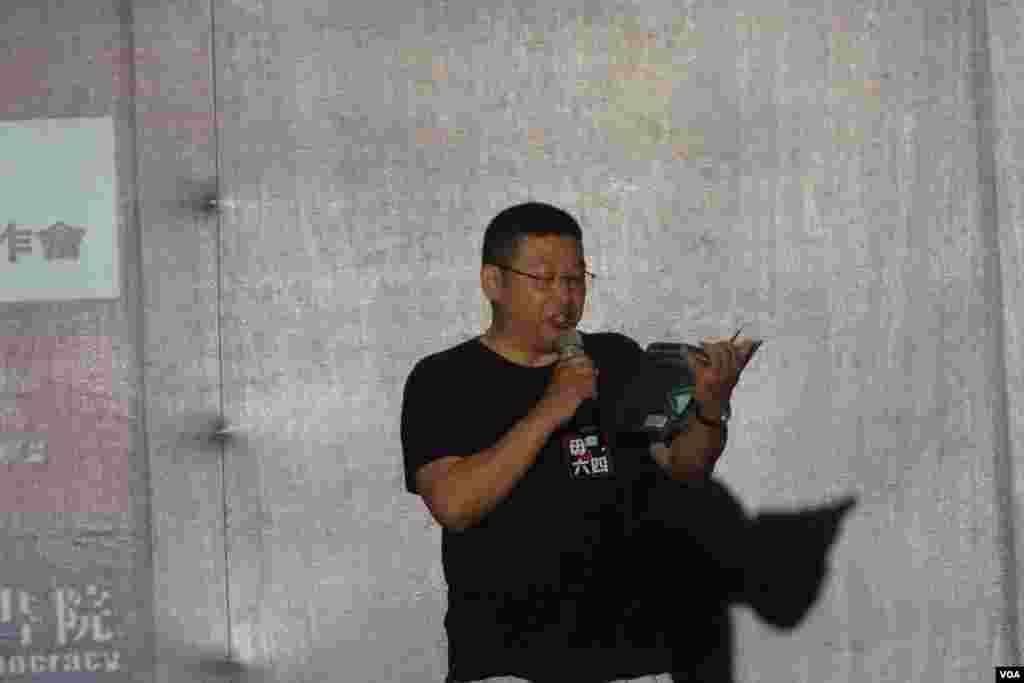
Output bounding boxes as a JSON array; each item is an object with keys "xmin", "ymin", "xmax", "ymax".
[{"xmin": 400, "ymin": 330, "xmax": 738, "ymax": 682}]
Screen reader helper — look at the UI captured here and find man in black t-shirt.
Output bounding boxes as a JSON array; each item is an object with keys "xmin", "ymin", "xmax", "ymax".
[
  {"xmin": 401, "ymin": 203, "xmax": 757, "ymax": 683},
  {"xmin": 400, "ymin": 203, "xmax": 851, "ymax": 682}
]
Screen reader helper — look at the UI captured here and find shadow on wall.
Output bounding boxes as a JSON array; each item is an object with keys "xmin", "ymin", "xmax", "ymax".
[{"xmin": 630, "ymin": 476, "xmax": 858, "ymax": 683}]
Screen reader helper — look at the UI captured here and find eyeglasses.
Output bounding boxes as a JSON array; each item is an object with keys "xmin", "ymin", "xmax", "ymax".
[{"xmin": 490, "ymin": 263, "xmax": 596, "ymax": 292}]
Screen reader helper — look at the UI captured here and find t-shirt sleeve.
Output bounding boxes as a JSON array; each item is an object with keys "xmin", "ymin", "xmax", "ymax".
[
  {"xmin": 400, "ymin": 357, "xmax": 478, "ymax": 495},
  {"xmin": 615, "ymin": 331, "xmax": 648, "ymax": 367}
]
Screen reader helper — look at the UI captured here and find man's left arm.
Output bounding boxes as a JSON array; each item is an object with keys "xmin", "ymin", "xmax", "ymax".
[
  {"xmin": 649, "ymin": 402, "xmax": 726, "ymax": 484},
  {"xmin": 647, "ymin": 333, "xmax": 756, "ymax": 484}
]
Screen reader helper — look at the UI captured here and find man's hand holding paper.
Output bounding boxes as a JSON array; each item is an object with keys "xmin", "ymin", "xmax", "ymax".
[{"xmin": 687, "ymin": 334, "xmax": 762, "ymax": 415}]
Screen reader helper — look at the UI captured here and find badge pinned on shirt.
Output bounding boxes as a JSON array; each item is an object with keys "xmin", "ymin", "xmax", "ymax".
[{"xmin": 560, "ymin": 425, "xmax": 614, "ymax": 480}]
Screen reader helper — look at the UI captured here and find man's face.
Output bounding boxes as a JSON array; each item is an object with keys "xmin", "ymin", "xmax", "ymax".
[{"xmin": 483, "ymin": 234, "xmax": 588, "ymax": 351}]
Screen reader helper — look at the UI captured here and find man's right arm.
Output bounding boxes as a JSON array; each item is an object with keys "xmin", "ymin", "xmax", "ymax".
[{"xmin": 418, "ymin": 400, "xmax": 561, "ymax": 533}]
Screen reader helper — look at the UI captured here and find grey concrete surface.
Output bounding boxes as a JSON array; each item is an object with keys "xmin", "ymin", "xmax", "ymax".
[{"xmin": 0, "ymin": 1, "xmax": 1022, "ymax": 681}]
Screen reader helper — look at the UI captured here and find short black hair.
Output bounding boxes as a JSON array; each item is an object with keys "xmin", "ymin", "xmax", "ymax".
[{"xmin": 481, "ymin": 201, "xmax": 583, "ymax": 271}]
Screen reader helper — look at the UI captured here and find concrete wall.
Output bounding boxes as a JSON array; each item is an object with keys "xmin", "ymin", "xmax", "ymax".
[{"xmin": 0, "ymin": 0, "xmax": 1021, "ymax": 681}]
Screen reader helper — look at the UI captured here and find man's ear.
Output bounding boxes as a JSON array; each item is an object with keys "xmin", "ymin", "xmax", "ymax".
[{"xmin": 480, "ymin": 266, "xmax": 496, "ymax": 299}]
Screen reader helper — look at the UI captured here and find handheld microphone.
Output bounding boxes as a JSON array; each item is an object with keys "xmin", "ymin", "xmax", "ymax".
[
  {"xmin": 555, "ymin": 330, "xmax": 612, "ymax": 480},
  {"xmin": 555, "ymin": 329, "xmax": 599, "ymax": 426}
]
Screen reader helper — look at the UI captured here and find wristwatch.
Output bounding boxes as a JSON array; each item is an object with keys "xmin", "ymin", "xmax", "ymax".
[{"xmin": 694, "ymin": 398, "xmax": 730, "ymax": 428}]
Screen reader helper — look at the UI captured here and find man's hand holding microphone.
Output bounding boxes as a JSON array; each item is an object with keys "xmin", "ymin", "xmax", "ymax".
[{"xmin": 538, "ymin": 330, "xmax": 600, "ymax": 429}]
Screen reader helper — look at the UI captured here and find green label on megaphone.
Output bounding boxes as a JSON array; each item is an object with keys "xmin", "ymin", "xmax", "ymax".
[{"xmin": 667, "ymin": 383, "xmax": 695, "ymax": 418}]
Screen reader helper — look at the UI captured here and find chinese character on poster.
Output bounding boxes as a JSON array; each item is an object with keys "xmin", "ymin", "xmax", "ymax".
[{"xmin": 0, "ymin": 116, "xmax": 120, "ymax": 303}]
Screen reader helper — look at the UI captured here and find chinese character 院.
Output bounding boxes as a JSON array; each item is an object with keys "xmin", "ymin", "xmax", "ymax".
[{"xmin": 55, "ymin": 584, "xmax": 116, "ymax": 647}]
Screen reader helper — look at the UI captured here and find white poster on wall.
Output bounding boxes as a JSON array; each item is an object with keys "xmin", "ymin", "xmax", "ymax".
[{"xmin": 0, "ymin": 115, "xmax": 120, "ymax": 303}]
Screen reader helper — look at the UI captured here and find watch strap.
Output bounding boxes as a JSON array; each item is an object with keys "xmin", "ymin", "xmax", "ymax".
[{"xmin": 695, "ymin": 399, "xmax": 724, "ymax": 428}]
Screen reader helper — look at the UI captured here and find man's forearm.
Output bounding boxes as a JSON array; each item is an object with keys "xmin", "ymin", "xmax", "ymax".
[{"xmin": 667, "ymin": 404, "xmax": 726, "ymax": 483}]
